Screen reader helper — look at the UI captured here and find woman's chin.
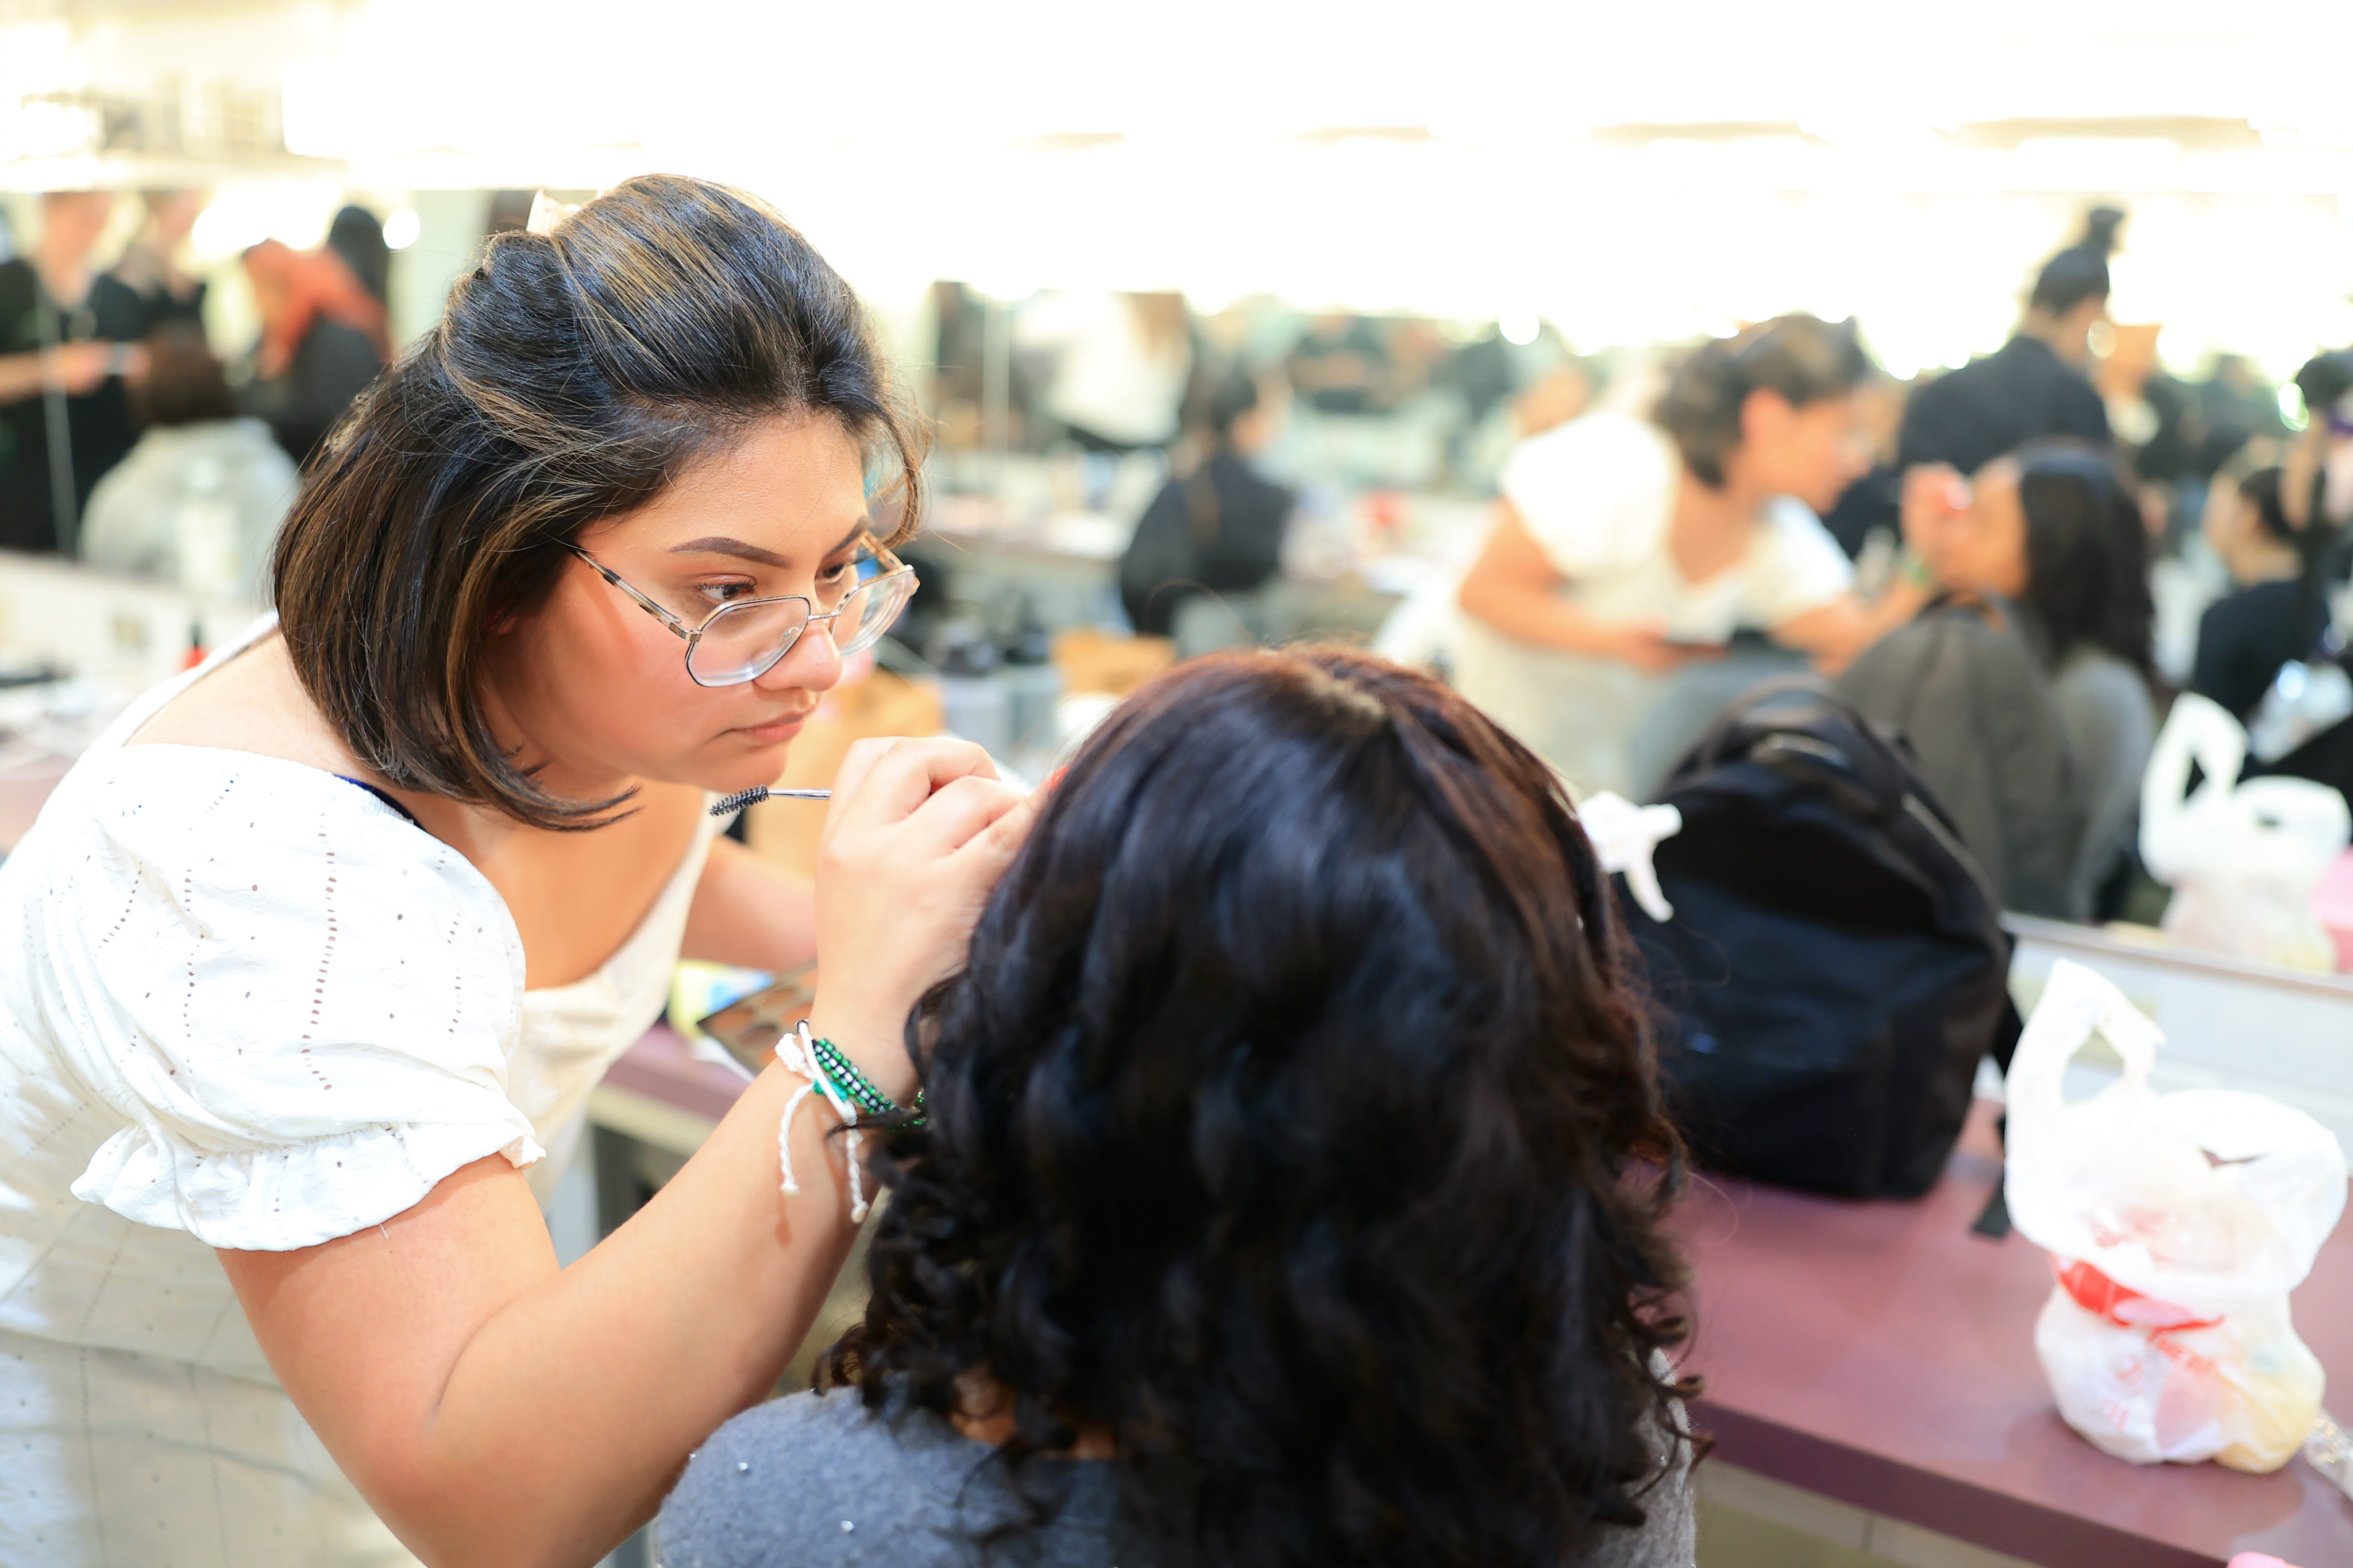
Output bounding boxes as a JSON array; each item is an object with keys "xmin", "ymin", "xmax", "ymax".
[{"xmin": 696, "ymin": 733, "xmax": 797, "ymax": 795}]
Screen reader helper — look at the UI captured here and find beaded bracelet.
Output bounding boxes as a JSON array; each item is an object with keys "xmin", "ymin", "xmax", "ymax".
[
  {"xmin": 807, "ymin": 1034, "xmax": 926, "ymax": 1126},
  {"xmin": 774, "ymin": 1021, "xmax": 920, "ymax": 1222}
]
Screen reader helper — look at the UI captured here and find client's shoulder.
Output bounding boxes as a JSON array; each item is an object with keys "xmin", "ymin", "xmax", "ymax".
[{"xmin": 657, "ymin": 1389, "xmax": 965, "ymax": 1567}]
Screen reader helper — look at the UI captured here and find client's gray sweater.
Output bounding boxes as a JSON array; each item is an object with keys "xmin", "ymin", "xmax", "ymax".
[{"xmin": 655, "ymin": 1387, "xmax": 1695, "ymax": 1568}]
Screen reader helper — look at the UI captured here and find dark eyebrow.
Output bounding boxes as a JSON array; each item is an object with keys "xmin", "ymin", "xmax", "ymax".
[{"xmin": 667, "ymin": 521, "xmax": 870, "ymax": 569}]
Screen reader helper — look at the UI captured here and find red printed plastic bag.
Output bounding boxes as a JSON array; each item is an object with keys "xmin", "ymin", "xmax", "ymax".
[{"xmin": 2004, "ymin": 960, "xmax": 2346, "ymax": 1471}]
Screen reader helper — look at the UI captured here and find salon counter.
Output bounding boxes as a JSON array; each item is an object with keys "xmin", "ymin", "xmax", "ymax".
[{"xmin": 1675, "ymin": 1099, "xmax": 2353, "ymax": 1568}]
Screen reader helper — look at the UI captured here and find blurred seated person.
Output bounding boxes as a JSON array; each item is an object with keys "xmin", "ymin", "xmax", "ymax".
[
  {"xmin": 238, "ymin": 238, "xmax": 388, "ymax": 468},
  {"xmin": 2191, "ymin": 460, "xmax": 2327, "ymax": 723},
  {"xmin": 1018, "ymin": 290, "xmax": 1191, "ymax": 453},
  {"xmin": 1910, "ymin": 441, "xmax": 2158, "ymax": 917},
  {"xmin": 1452, "ymin": 315, "xmax": 1928, "ymax": 797},
  {"xmin": 108, "ymin": 188, "xmax": 209, "ymax": 335},
  {"xmin": 1897, "ymin": 208, "xmax": 2120, "ymax": 480},
  {"xmin": 1286, "ymin": 312, "xmax": 1392, "ymax": 415},
  {"xmin": 0, "ymin": 191, "xmax": 148, "ymax": 554},
  {"xmin": 659, "ymin": 648, "xmax": 1697, "ymax": 1568},
  {"xmin": 81, "ymin": 325, "xmax": 298, "ymax": 605},
  {"xmin": 1119, "ymin": 371, "xmax": 1294, "ymax": 638}
]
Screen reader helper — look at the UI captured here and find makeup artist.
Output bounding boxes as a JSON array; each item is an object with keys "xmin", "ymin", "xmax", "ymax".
[{"xmin": 0, "ymin": 176, "xmax": 1031, "ymax": 1568}]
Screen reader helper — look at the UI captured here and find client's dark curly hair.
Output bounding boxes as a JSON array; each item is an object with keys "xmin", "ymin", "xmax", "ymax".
[{"xmin": 830, "ymin": 646, "xmax": 1694, "ymax": 1567}]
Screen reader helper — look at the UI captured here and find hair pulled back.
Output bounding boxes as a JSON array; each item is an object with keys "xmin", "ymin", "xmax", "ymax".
[
  {"xmin": 1653, "ymin": 314, "xmax": 1869, "ymax": 487},
  {"xmin": 272, "ymin": 173, "xmax": 922, "ymax": 828},
  {"xmin": 2012, "ymin": 439, "xmax": 2154, "ymax": 678},
  {"xmin": 834, "ymin": 646, "xmax": 1694, "ymax": 1568}
]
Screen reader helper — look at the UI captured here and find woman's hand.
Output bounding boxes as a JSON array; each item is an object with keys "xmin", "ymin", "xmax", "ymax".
[
  {"xmin": 1598, "ymin": 620, "xmax": 1721, "ymax": 675},
  {"xmin": 807, "ymin": 737, "xmax": 1037, "ymax": 1098}
]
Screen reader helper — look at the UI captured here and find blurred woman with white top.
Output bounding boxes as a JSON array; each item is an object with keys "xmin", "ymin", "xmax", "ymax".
[{"xmin": 1453, "ymin": 315, "xmax": 1927, "ymax": 796}]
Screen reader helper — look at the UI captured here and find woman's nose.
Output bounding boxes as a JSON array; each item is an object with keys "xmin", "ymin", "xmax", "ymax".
[{"xmin": 756, "ymin": 618, "xmax": 843, "ymax": 694}]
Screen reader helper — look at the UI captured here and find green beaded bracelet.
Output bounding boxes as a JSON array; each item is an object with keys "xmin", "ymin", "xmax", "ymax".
[{"xmin": 808, "ymin": 1035, "xmax": 927, "ymax": 1127}]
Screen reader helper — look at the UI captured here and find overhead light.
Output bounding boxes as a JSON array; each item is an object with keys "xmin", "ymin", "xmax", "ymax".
[{"xmin": 381, "ymin": 207, "xmax": 420, "ymax": 249}]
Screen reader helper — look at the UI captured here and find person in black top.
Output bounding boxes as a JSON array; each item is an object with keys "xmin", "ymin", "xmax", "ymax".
[
  {"xmin": 326, "ymin": 204, "xmax": 392, "ymax": 308},
  {"xmin": 0, "ymin": 191, "xmax": 149, "ymax": 554},
  {"xmin": 2192, "ymin": 463, "xmax": 2324, "ymax": 722},
  {"xmin": 1897, "ymin": 208, "xmax": 2121, "ymax": 480},
  {"xmin": 1119, "ymin": 370, "xmax": 1295, "ymax": 636}
]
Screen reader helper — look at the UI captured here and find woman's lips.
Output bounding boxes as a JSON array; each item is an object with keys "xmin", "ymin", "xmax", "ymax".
[{"xmin": 731, "ymin": 713, "xmax": 811, "ymax": 745}]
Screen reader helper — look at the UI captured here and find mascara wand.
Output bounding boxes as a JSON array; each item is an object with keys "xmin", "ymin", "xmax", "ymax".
[{"xmin": 709, "ymin": 786, "xmax": 831, "ymax": 817}]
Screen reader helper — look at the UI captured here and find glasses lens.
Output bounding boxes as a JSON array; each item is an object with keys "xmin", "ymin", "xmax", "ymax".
[
  {"xmin": 688, "ymin": 597, "xmax": 810, "ymax": 686},
  {"xmin": 831, "ymin": 569, "xmax": 916, "ymax": 657}
]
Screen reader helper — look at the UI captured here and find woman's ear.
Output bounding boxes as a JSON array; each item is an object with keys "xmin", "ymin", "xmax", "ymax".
[{"xmin": 1739, "ymin": 387, "xmax": 1796, "ymax": 451}]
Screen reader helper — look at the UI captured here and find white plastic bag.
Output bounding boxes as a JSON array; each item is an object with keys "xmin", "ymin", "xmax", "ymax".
[
  {"xmin": 2004, "ymin": 960, "xmax": 2347, "ymax": 1472},
  {"xmin": 2141, "ymin": 693, "xmax": 2350, "ymax": 972}
]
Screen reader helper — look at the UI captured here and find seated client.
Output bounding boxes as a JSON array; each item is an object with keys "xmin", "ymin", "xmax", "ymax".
[{"xmin": 659, "ymin": 646, "xmax": 1698, "ymax": 1568}]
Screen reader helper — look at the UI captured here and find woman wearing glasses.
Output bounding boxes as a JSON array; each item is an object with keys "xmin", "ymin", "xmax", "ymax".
[{"xmin": 0, "ymin": 176, "xmax": 1031, "ymax": 1567}]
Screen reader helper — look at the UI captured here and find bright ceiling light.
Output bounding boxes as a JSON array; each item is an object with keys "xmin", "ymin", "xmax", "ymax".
[{"xmin": 381, "ymin": 207, "xmax": 420, "ymax": 250}]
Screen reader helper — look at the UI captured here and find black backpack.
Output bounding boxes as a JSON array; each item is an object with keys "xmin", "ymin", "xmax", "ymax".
[{"xmin": 1628, "ymin": 683, "xmax": 2022, "ymax": 1199}]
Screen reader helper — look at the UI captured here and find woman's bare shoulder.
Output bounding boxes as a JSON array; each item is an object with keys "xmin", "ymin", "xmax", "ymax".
[{"xmin": 127, "ymin": 634, "xmax": 361, "ymax": 777}]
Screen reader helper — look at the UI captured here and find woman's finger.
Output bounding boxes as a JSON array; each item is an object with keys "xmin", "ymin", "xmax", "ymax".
[
  {"xmin": 898, "ymin": 774, "xmax": 1028, "ymax": 855},
  {"xmin": 953, "ymin": 786, "xmax": 1039, "ymax": 870},
  {"xmin": 831, "ymin": 737, "xmax": 1000, "ymax": 828}
]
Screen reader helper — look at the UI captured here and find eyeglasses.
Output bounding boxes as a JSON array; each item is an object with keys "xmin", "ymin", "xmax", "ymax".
[{"xmin": 568, "ymin": 536, "xmax": 918, "ymax": 688}]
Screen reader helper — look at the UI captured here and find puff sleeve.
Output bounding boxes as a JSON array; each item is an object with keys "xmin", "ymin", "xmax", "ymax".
[{"xmin": 31, "ymin": 748, "xmax": 538, "ymax": 1252}]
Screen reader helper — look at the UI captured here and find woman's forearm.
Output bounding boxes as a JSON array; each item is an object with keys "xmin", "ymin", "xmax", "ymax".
[
  {"xmin": 1456, "ymin": 501, "xmax": 1627, "ymax": 657},
  {"xmin": 1458, "ymin": 568, "xmax": 1622, "ymax": 654},
  {"xmin": 227, "ymin": 1053, "xmax": 870, "ymax": 1568},
  {"xmin": 681, "ymin": 833, "xmax": 819, "ymax": 973},
  {"xmin": 0, "ymin": 350, "xmax": 53, "ymax": 405}
]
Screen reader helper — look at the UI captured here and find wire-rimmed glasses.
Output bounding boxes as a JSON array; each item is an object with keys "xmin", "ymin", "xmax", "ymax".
[{"xmin": 568, "ymin": 536, "xmax": 917, "ymax": 688}]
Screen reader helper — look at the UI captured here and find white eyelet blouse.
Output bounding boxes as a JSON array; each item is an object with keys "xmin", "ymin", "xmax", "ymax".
[{"xmin": 0, "ymin": 619, "xmax": 713, "ymax": 1567}]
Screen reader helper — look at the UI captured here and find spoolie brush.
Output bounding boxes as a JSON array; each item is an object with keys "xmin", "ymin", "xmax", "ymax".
[{"xmin": 709, "ymin": 786, "xmax": 831, "ymax": 817}]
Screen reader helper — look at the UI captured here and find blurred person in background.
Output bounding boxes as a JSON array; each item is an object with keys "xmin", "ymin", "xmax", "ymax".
[
  {"xmin": 80, "ymin": 323, "xmax": 298, "ymax": 605},
  {"xmin": 1019, "ymin": 289, "xmax": 1192, "ymax": 454},
  {"xmin": 109, "ymin": 188, "xmax": 209, "ymax": 336},
  {"xmin": 2282, "ymin": 347, "xmax": 2353, "ymax": 545},
  {"xmin": 1451, "ymin": 315, "xmax": 1928, "ymax": 797},
  {"xmin": 327, "ymin": 203, "xmax": 393, "ymax": 308},
  {"xmin": 238, "ymin": 237, "xmax": 389, "ymax": 468},
  {"xmin": 1897, "ymin": 208, "xmax": 2121, "ymax": 481},
  {"xmin": 2196, "ymin": 354, "xmax": 2288, "ymax": 469},
  {"xmin": 0, "ymin": 191, "xmax": 148, "ymax": 553},
  {"xmin": 2188, "ymin": 455, "xmax": 2325, "ymax": 723},
  {"xmin": 1286, "ymin": 311, "xmax": 1392, "ymax": 415},
  {"xmin": 1118, "ymin": 369, "xmax": 1295, "ymax": 637},
  {"xmin": 1908, "ymin": 440, "xmax": 2157, "ymax": 916}
]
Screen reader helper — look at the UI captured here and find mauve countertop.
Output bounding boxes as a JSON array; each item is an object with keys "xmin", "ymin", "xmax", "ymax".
[{"xmin": 1675, "ymin": 1100, "xmax": 2353, "ymax": 1568}]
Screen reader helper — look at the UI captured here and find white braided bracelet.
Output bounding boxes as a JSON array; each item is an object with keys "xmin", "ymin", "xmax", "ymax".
[{"xmin": 775, "ymin": 1019, "xmax": 872, "ymax": 1222}]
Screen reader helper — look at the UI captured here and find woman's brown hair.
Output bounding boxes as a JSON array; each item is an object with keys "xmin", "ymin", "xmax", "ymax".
[
  {"xmin": 272, "ymin": 173, "xmax": 924, "ymax": 828},
  {"xmin": 1653, "ymin": 314, "xmax": 1869, "ymax": 488}
]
